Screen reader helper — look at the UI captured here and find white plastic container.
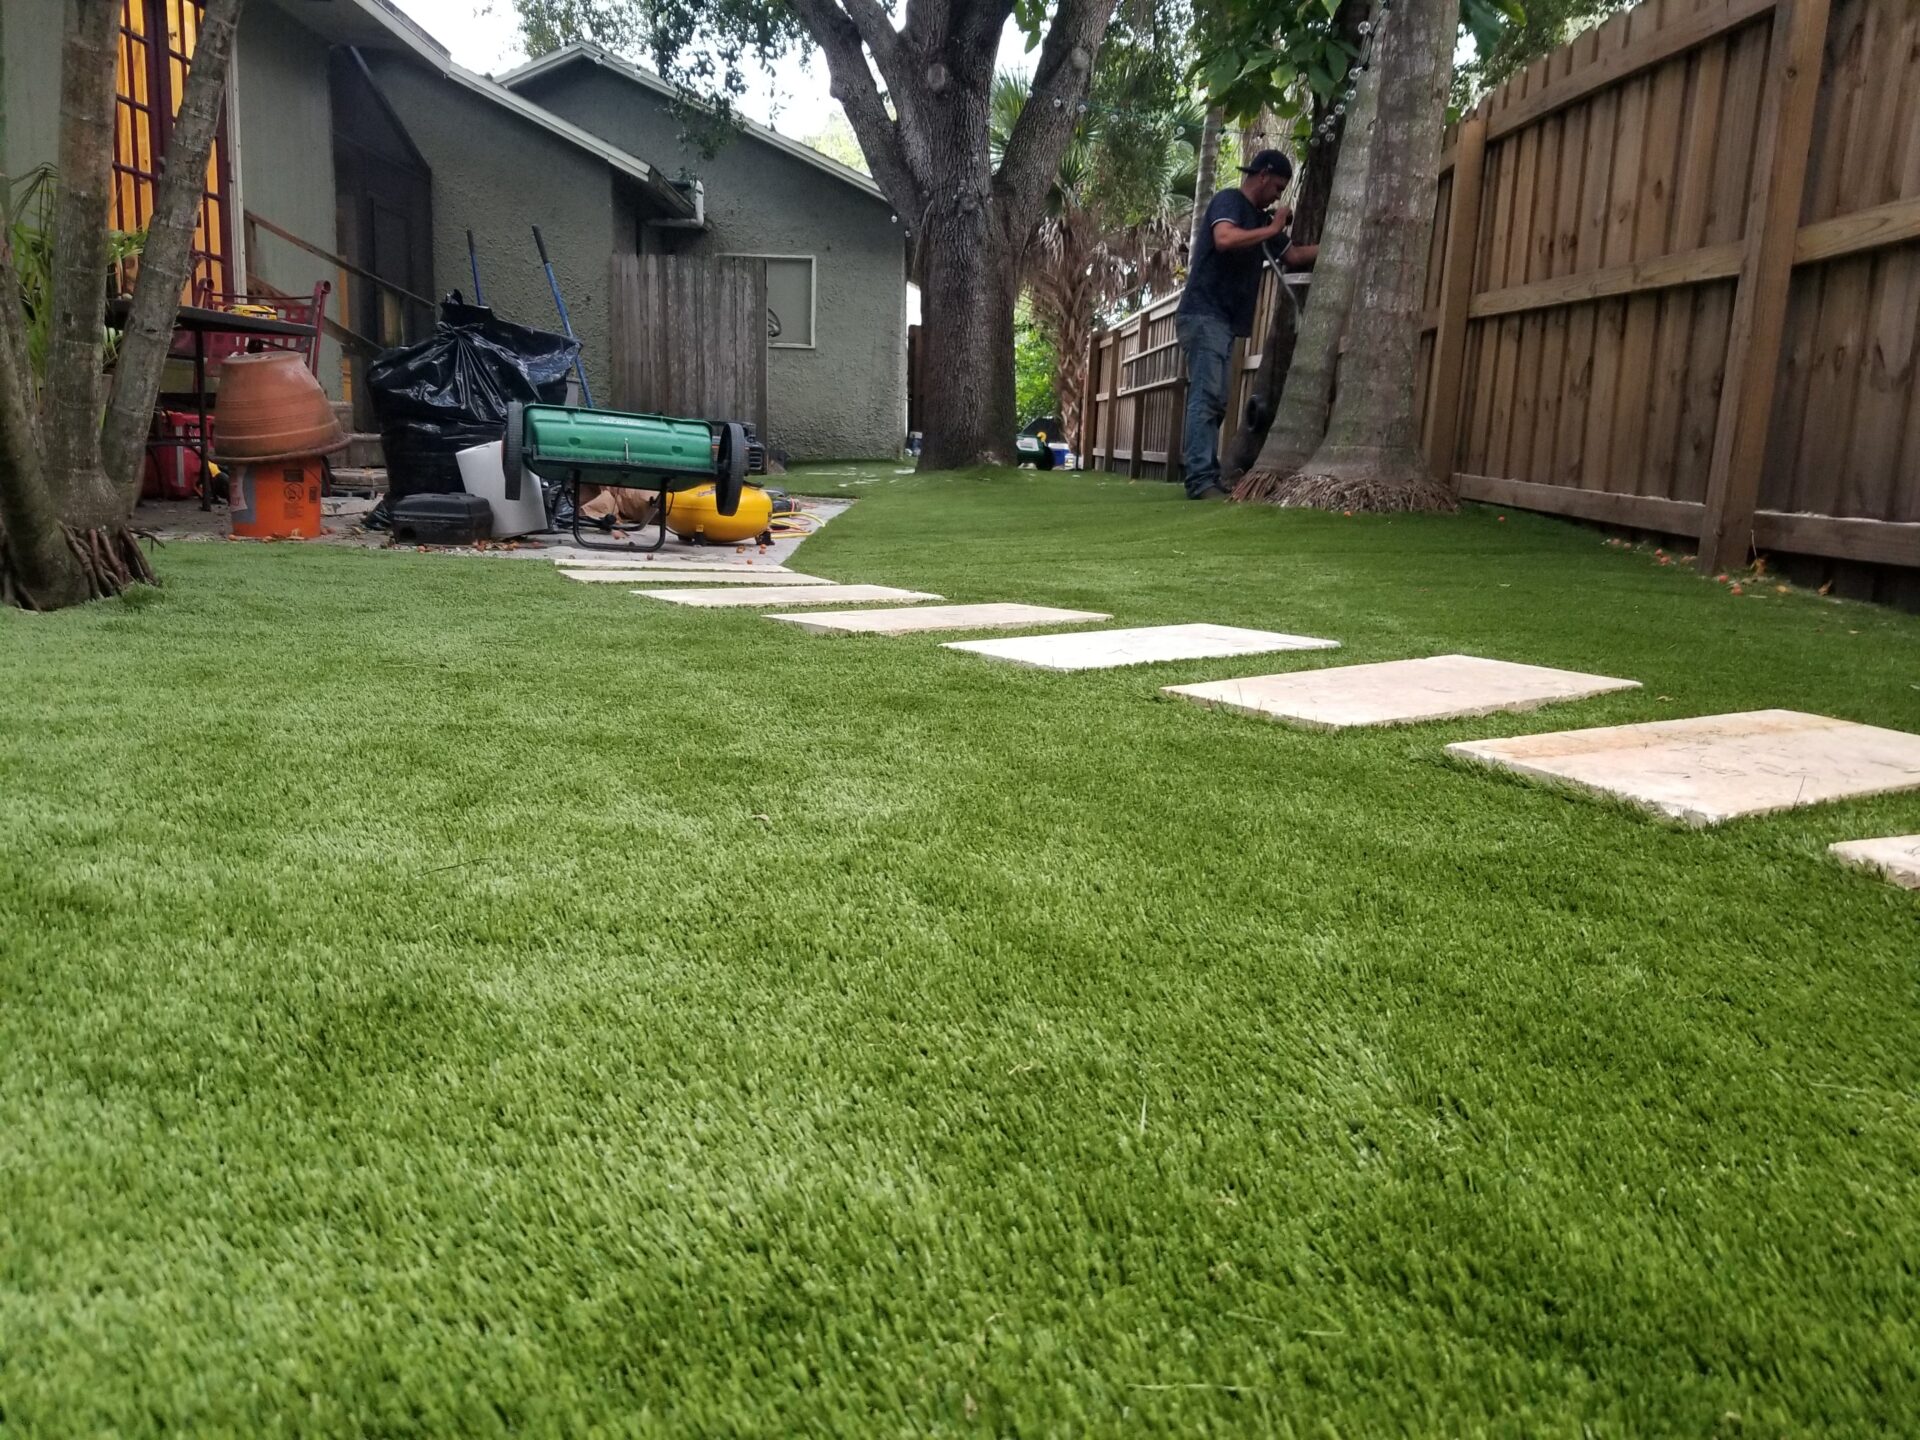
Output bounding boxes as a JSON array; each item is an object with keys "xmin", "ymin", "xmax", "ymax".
[{"xmin": 455, "ymin": 439, "xmax": 547, "ymax": 538}]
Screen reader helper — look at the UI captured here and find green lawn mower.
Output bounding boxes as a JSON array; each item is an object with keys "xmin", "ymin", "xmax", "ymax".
[{"xmin": 503, "ymin": 400, "xmax": 766, "ymax": 552}]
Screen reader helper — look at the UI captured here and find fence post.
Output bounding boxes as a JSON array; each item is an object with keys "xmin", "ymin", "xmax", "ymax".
[
  {"xmin": 1079, "ymin": 331, "xmax": 1099, "ymax": 470},
  {"xmin": 1126, "ymin": 316, "xmax": 1146, "ymax": 479},
  {"xmin": 1425, "ymin": 115, "xmax": 1488, "ymax": 481},
  {"xmin": 1698, "ymin": 0, "xmax": 1831, "ymax": 574},
  {"xmin": 1168, "ymin": 370, "xmax": 1188, "ymax": 487}
]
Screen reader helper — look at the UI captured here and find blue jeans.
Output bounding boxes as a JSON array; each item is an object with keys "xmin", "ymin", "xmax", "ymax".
[{"xmin": 1176, "ymin": 312, "xmax": 1235, "ymax": 496}]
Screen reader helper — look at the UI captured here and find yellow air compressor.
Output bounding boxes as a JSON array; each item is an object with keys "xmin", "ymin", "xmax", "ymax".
[{"xmin": 665, "ymin": 481, "xmax": 774, "ymax": 545}]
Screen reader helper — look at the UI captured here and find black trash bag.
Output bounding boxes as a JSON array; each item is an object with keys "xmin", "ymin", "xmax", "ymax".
[{"xmin": 366, "ymin": 299, "xmax": 578, "ymax": 527}]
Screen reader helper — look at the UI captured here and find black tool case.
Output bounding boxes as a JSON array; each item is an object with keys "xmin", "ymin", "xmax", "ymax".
[{"xmin": 390, "ymin": 492, "xmax": 494, "ymax": 545}]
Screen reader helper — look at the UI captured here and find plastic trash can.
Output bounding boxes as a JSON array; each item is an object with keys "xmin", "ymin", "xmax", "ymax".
[{"xmin": 456, "ymin": 439, "xmax": 547, "ymax": 538}]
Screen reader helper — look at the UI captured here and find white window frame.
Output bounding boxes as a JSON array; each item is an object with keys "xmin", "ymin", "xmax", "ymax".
[{"xmin": 725, "ymin": 253, "xmax": 817, "ymax": 350}]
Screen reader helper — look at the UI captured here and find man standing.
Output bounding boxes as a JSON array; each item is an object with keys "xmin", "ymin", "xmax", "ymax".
[{"xmin": 1175, "ymin": 150, "xmax": 1318, "ymax": 500}]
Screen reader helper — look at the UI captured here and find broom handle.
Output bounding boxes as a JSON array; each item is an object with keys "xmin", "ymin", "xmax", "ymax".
[{"xmin": 532, "ymin": 226, "xmax": 595, "ymax": 408}]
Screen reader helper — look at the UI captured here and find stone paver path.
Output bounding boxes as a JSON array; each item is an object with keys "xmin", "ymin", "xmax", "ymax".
[
  {"xmin": 636, "ymin": 584, "xmax": 941, "ymax": 608},
  {"xmin": 561, "ymin": 568, "xmax": 832, "ymax": 585},
  {"xmin": 1829, "ymin": 835, "xmax": 1920, "ymax": 889},
  {"xmin": 1449, "ymin": 710, "xmax": 1920, "ymax": 826},
  {"xmin": 1166, "ymin": 654, "xmax": 1640, "ymax": 729},
  {"xmin": 770, "ymin": 603, "xmax": 1110, "ymax": 635},
  {"xmin": 945, "ymin": 623, "xmax": 1339, "ymax": 672}
]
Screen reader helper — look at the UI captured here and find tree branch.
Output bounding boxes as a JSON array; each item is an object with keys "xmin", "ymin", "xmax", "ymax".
[
  {"xmin": 991, "ymin": 0, "xmax": 1115, "ymax": 235},
  {"xmin": 45, "ymin": 0, "xmax": 121, "ymax": 498},
  {"xmin": 838, "ymin": 0, "xmax": 904, "ymax": 74},
  {"xmin": 787, "ymin": 0, "xmax": 923, "ymax": 220},
  {"xmin": 100, "ymin": 0, "xmax": 246, "ymax": 504}
]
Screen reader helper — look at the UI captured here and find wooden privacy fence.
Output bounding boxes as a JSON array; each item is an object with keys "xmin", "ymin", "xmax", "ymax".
[
  {"xmin": 610, "ymin": 254, "xmax": 769, "ymax": 435},
  {"xmin": 1082, "ymin": 276, "xmax": 1308, "ymax": 480},
  {"xmin": 1084, "ymin": 0, "xmax": 1920, "ymax": 588}
]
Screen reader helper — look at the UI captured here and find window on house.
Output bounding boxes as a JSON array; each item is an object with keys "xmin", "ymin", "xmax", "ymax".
[
  {"xmin": 726, "ymin": 255, "xmax": 816, "ymax": 349},
  {"xmin": 114, "ymin": 0, "xmax": 233, "ymax": 300}
]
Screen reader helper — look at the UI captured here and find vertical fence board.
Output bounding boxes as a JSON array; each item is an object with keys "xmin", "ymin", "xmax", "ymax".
[
  {"xmin": 1700, "ymin": 0, "xmax": 1835, "ymax": 571},
  {"xmin": 610, "ymin": 254, "xmax": 767, "ymax": 430}
]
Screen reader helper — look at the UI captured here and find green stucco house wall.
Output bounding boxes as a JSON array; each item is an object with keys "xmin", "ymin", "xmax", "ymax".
[{"xmin": 504, "ymin": 46, "xmax": 909, "ymax": 461}]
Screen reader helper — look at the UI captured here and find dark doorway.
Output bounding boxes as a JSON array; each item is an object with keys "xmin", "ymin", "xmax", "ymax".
[{"xmin": 331, "ymin": 48, "xmax": 434, "ymax": 428}]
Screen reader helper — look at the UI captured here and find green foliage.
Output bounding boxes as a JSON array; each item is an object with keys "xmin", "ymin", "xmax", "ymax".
[
  {"xmin": 4, "ymin": 474, "xmax": 1920, "ymax": 1431},
  {"xmin": 6, "ymin": 164, "xmax": 147, "ymax": 383},
  {"xmin": 1190, "ymin": 0, "xmax": 1363, "ymax": 136},
  {"xmin": 1453, "ymin": 0, "xmax": 1629, "ymax": 109},
  {"xmin": 800, "ymin": 114, "xmax": 870, "ymax": 175},
  {"xmin": 1014, "ymin": 301, "xmax": 1059, "ymax": 421},
  {"xmin": 512, "ymin": 0, "xmax": 808, "ymax": 154},
  {"xmin": 1188, "ymin": 0, "xmax": 1528, "ymax": 146}
]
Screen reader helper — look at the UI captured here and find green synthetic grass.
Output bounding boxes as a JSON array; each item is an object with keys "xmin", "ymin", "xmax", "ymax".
[{"xmin": 3, "ymin": 469, "xmax": 1918, "ymax": 1436}]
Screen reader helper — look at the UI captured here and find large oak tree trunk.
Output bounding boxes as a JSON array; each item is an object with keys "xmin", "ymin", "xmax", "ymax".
[
  {"xmin": 918, "ymin": 210, "xmax": 1021, "ymax": 469},
  {"xmin": 1284, "ymin": 0, "xmax": 1457, "ymax": 510},
  {"xmin": 791, "ymin": 0, "xmax": 1112, "ymax": 472}
]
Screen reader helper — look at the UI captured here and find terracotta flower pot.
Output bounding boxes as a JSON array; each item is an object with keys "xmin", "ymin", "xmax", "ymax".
[{"xmin": 214, "ymin": 352, "xmax": 347, "ymax": 461}]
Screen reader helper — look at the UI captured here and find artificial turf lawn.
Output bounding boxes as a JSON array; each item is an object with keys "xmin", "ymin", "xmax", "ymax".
[{"xmin": 3, "ymin": 468, "xmax": 1918, "ymax": 1437}]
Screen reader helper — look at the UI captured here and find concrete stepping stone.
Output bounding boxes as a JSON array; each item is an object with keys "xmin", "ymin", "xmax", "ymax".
[
  {"xmin": 554, "ymin": 555, "xmax": 795, "ymax": 570},
  {"xmin": 769, "ymin": 602, "xmax": 1110, "ymax": 636},
  {"xmin": 1448, "ymin": 709, "xmax": 1920, "ymax": 826},
  {"xmin": 944, "ymin": 622, "xmax": 1338, "ymax": 672},
  {"xmin": 636, "ymin": 583, "xmax": 941, "ymax": 608},
  {"xmin": 1829, "ymin": 835, "xmax": 1920, "ymax": 890},
  {"xmin": 561, "ymin": 568, "xmax": 831, "ymax": 584},
  {"xmin": 1166, "ymin": 654, "xmax": 1640, "ymax": 729}
]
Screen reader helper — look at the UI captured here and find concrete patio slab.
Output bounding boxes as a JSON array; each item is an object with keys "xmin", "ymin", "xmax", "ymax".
[
  {"xmin": 561, "ymin": 568, "xmax": 831, "ymax": 584},
  {"xmin": 944, "ymin": 623, "xmax": 1339, "ymax": 672},
  {"xmin": 1448, "ymin": 710, "xmax": 1920, "ymax": 826},
  {"xmin": 1165, "ymin": 654, "xmax": 1640, "ymax": 729},
  {"xmin": 769, "ymin": 602, "xmax": 1111, "ymax": 635},
  {"xmin": 1829, "ymin": 835, "xmax": 1920, "ymax": 889},
  {"xmin": 635, "ymin": 584, "xmax": 941, "ymax": 608}
]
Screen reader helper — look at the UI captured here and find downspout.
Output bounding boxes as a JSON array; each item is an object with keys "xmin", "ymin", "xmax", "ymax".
[{"xmin": 645, "ymin": 178, "xmax": 706, "ymax": 231}]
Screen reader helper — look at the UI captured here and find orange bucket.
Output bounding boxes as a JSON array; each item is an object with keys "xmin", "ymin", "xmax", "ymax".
[{"xmin": 230, "ymin": 459, "xmax": 325, "ymax": 539}]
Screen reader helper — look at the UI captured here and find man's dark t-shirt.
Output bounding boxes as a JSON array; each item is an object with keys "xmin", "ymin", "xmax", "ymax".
[{"xmin": 1178, "ymin": 188, "xmax": 1270, "ymax": 336}]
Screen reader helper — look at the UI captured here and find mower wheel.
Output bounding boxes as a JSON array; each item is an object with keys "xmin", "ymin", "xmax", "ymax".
[
  {"xmin": 714, "ymin": 422, "xmax": 748, "ymax": 517},
  {"xmin": 502, "ymin": 401, "xmax": 525, "ymax": 501}
]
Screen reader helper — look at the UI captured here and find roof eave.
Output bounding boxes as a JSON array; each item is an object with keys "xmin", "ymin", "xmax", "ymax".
[{"xmin": 499, "ymin": 44, "xmax": 889, "ymax": 203}]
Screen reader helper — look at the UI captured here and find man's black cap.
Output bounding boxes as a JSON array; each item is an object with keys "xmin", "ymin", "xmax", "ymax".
[{"xmin": 1238, "ymin": 148, "xmax": 1294, "ymax": 181}]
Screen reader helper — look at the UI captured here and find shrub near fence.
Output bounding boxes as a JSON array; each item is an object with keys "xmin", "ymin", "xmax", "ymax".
[{"xmin": 1082, "ymin": 0, "xmax": 1920, "ymax": 603}]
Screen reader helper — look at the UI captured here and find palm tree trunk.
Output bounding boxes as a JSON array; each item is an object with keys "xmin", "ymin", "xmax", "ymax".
[
  {"xmin": 1233, "ymin": 54, "xmax": 1381, "ymax": 496},
  {"xmin": 1189, "ymin": 107, "xmax": 1224, "ymax": 261},
  {"xmin": 1216, "ymin": 1, "xmax": 1369, "ymax": 486},
  {"xmin": 1287, "ymin": 0, "xmax": 1457, "ymax": 510},
  {"xmin": 1050, "ymin": 298, "xmax": 1092, "ymax": 452}
]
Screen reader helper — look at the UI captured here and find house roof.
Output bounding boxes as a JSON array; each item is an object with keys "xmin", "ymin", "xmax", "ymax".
[
  {"xmin": 268, "ymin": 0, "xmax": 696, "ymax": 219},
  {"xmin": 498, "ymin": 43, "xmax": 888, "ymax": 203}
]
